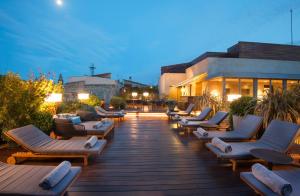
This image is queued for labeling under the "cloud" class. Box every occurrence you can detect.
[0,8,126,77]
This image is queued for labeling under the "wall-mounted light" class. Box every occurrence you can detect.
[78,93,89,100]
[131,92,138,97]
[143,92,149,97]
[45,93,62,103]
[227,94,241,102]
[211,90,219,97]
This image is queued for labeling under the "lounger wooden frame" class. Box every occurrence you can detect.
[5,132,96,166]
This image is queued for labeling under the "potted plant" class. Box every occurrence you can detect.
[229,96,256,129]
[165,100,176,112]
[255,88,299,129]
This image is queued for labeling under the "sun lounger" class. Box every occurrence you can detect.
[241,165,300,196]
[54,118,114,139]
[167,103,195,119]
[5,125,107,166]
[95,106,126,115]
[94,106,124,120]
[174,107,212,121]
[206,120,300,171]
[193,115,263,142]
[178,111,229,129]
[0,161,81,195]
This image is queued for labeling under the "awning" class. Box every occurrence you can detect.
[172,73,207,87]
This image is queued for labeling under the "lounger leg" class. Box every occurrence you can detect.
[231,160,237,171]
[7,156,17,165]
[83,156,88,166]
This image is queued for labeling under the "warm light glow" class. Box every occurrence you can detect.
[131,92,138,97]
[45,93,62,103]
[56,0,63,6]
[227,94,241,102]
[78,93,89,100]
[211,90,219,97]
[143,92,149,97]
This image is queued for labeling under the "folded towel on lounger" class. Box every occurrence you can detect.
[93,122,103,129]
[196,127,208,137]
[252,163,293,196]
[39,161,71,189]
[84,136,98,149]
[102,118,109,123]
[211,137,232,153]
[181,118,188,124]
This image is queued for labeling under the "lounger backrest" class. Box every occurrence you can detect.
[207,111,229,125]
[234,115,263,137]
[185,103,195,114]
[259,120,300,152]
[6,125,53,152]
[197,107,212,120]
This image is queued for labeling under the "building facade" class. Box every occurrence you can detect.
[64,76,120,103]
[159,42,300,101]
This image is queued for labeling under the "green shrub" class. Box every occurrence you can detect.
[56,101,82,113]
[81,95,102,107]
[0,73,62,141]
[30,111,53,135]
[165,100,176,111]
[229,96,256,116]
[255,89,299,128]
[110,96,126,110]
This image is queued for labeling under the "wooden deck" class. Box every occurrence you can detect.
[68,115,253,196]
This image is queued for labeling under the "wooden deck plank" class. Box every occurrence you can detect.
[67,116,253,196]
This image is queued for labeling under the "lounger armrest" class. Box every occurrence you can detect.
[199,123,218,128]
[73,124,85,131]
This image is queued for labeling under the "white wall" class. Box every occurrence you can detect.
[159,73,186,98]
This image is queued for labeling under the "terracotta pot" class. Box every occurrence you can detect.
[232,115,243,130]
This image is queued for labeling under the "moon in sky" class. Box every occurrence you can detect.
[56,0,63,6]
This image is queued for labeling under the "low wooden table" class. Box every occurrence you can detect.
[250,148,293,170]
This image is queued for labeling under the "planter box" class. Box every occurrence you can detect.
[232,115,243,130]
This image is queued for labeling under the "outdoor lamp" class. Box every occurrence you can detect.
[227,94,241,102]
[143,92,149,97]
[78,93,89,100]
[45,93,62,103]
[131,92,138,98]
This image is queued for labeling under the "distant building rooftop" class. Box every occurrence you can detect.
[161,41,300,75]
[67,76,116,85]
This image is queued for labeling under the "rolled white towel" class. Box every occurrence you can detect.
[93,122,103,129]
[252,163,293,196]
[181,118,188,124]
[174,114,180,119]
[196,127,208,137]
[211,137,232,153]
[102,118,109,123]
[84,136,98,149]
[120,109,125,114]
[39,161,71,189]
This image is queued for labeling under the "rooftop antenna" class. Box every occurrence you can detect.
[290,9,294,45]
[89,63,96,76]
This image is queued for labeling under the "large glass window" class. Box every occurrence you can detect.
[258,79,270,98]
[225,78,240,101]
[271,80,282,91]
[207,77,222,98]
[240,79,253,96]
[287,80,299,90]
